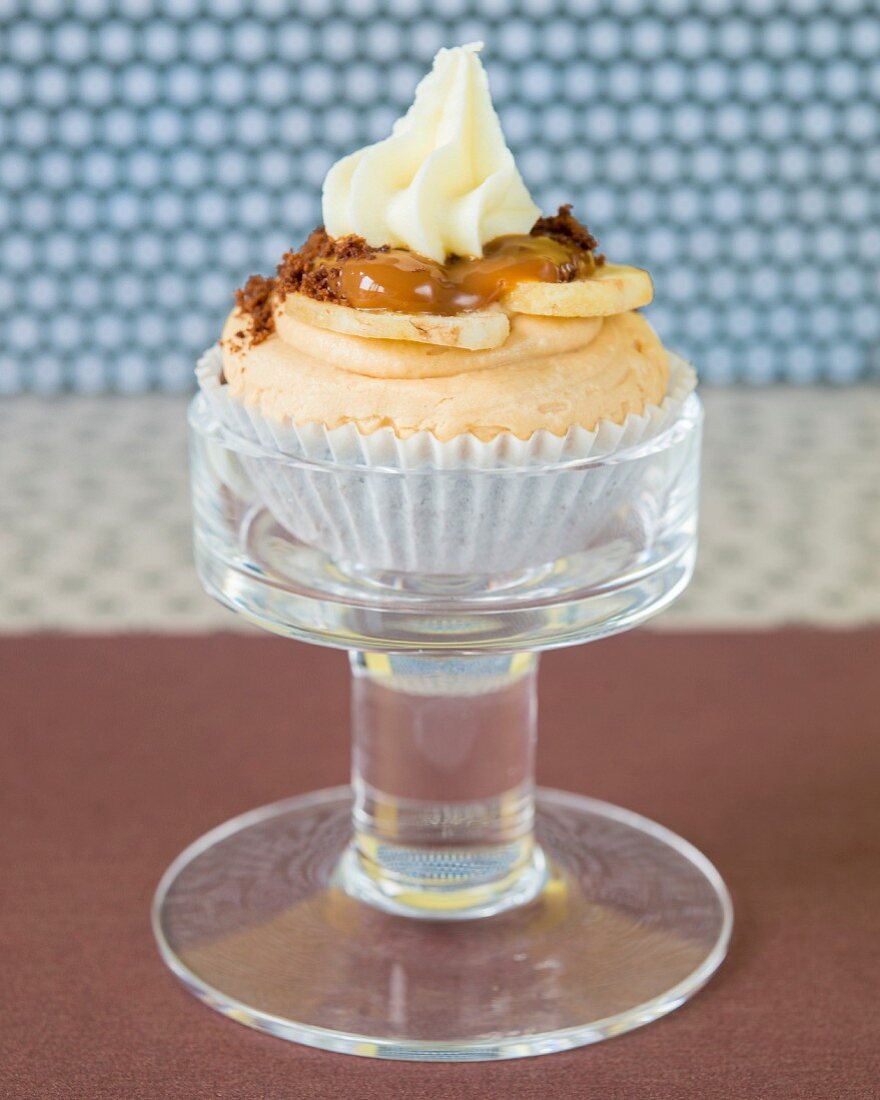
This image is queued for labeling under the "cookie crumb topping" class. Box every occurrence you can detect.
[531,205,604,265]
[276,228,388,303]
[234,274,277,345]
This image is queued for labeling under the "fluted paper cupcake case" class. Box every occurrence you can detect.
[196,345,696,575]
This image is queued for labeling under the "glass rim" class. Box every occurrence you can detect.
[188,390,702,477]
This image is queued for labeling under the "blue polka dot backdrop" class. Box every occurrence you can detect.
[1,0,878,393]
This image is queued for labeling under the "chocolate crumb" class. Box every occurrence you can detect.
[531,205,603,264]
[234,274,276,344]
[276,227,387,303]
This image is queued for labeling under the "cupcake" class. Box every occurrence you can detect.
[199,43,696,575]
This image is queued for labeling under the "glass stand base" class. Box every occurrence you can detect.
[153,787,732,1061]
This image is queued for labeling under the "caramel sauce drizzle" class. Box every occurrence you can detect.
[336,235,595,315]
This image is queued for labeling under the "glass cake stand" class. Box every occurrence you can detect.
[152,390,731,1061]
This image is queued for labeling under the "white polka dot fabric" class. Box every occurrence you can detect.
[2,1,879,392]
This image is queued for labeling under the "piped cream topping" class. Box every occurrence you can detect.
[322,43,540,263]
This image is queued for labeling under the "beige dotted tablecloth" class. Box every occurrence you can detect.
[2,387,878,633]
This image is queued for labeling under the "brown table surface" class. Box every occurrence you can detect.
[2,631,878,1099]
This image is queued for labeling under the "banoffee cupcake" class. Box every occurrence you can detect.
[198,43,695,574]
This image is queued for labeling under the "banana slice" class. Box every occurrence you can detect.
[281,292,510,350]
[502,263,653,318]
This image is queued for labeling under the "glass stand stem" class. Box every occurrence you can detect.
[335,651,547,919]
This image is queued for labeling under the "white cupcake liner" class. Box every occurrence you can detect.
[196,345,697,575]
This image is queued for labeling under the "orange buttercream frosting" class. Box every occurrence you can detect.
[220,307,668,443]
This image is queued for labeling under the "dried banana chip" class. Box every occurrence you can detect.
[281,293,510,350]
[502,264,653,317]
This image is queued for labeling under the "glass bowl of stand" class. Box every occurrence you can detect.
[152,389,731,1061]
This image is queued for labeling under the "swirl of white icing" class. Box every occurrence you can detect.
[322,43,540,263]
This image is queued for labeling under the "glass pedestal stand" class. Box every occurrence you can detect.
[153,392,732,1061]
